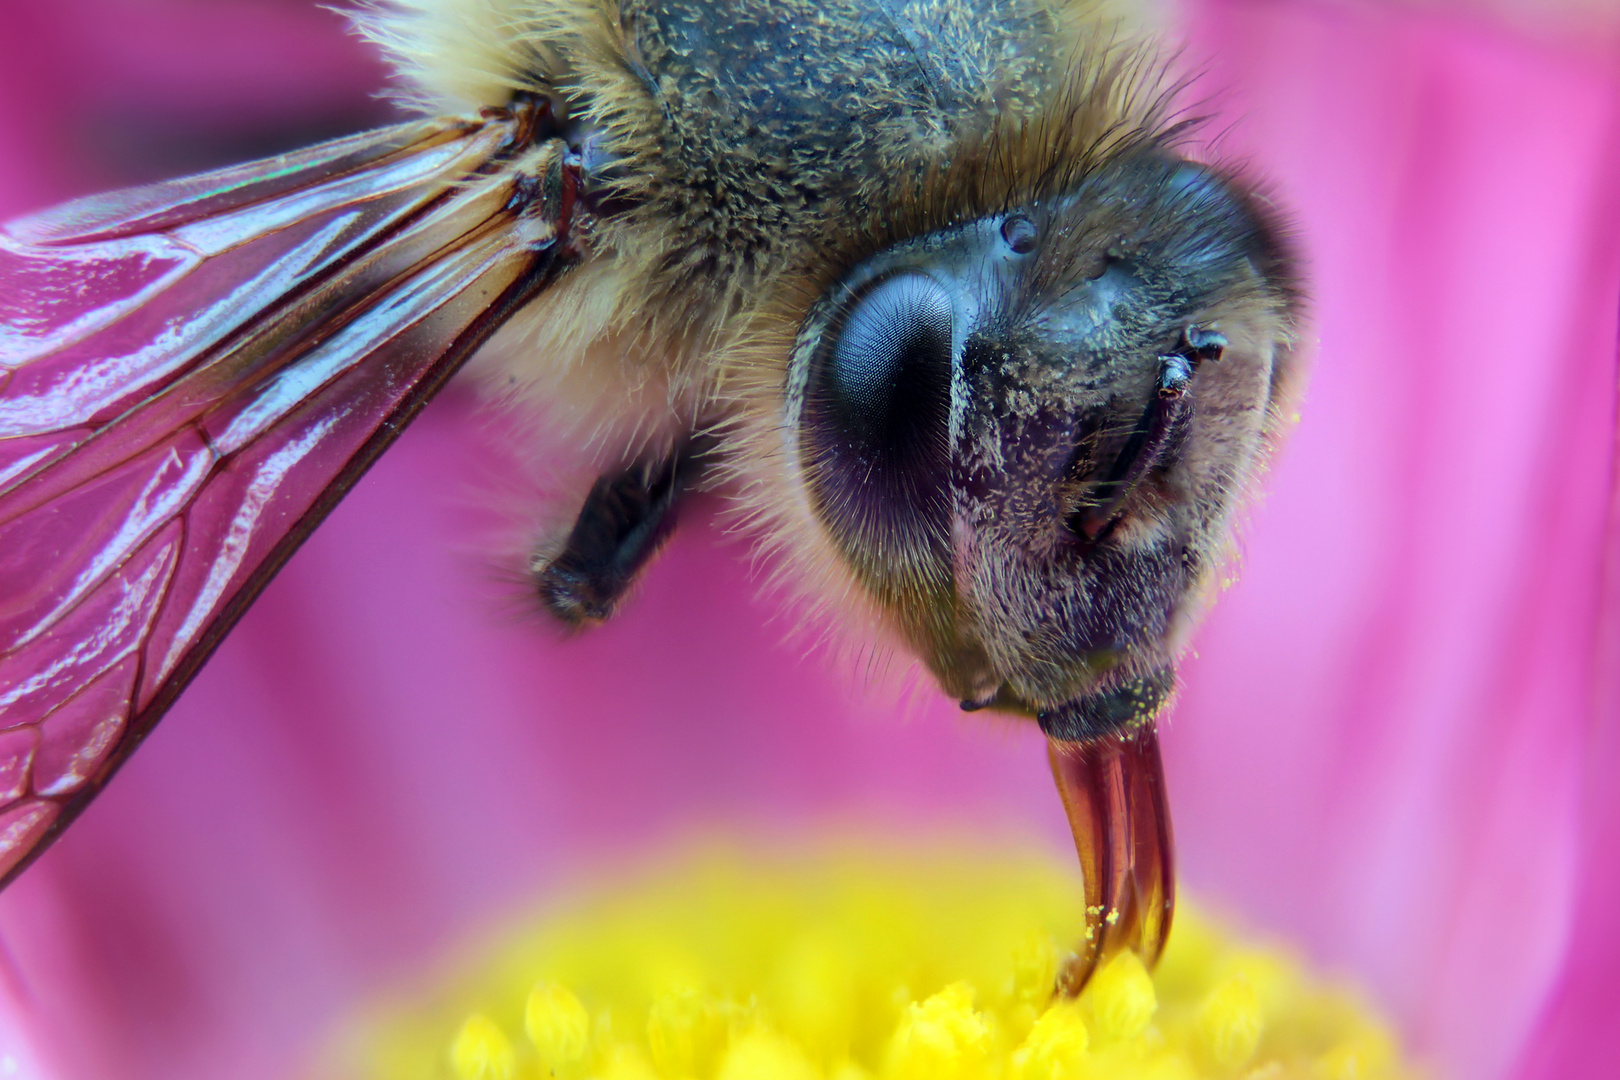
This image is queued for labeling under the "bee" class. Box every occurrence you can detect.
[0,0,1300,991]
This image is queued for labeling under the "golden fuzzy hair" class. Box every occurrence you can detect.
[351,0,1177,394]
[351,0,1180,412]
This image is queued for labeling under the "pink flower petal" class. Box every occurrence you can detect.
[1176,4,1620,1077]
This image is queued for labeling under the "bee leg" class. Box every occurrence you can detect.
[532,437,713,627]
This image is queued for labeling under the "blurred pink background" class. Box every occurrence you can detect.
[0,1,1616,1078]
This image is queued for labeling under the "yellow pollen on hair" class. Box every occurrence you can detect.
[336,840,1424,1080]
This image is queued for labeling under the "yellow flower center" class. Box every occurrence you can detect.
[333,839,1421,1080]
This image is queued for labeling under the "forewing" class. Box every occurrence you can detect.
[0,109,573,884]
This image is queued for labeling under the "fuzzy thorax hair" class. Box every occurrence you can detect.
[350,0,1180,399]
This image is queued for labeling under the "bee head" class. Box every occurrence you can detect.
[784,153,1300,737]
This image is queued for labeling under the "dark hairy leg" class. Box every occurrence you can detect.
[532,437,713,626]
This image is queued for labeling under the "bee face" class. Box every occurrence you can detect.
[514,1,1303,744]
[780,154,1297,734]
[467,0,1301,729]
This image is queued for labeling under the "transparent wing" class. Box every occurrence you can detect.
[0,104,576,884]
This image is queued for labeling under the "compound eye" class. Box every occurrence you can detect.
[803,271,954,550]
[823,272,953,449]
